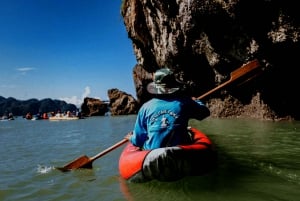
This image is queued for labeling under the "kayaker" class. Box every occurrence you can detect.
[126,68,210,150]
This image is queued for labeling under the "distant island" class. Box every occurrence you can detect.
[0,88,140,119]
[0,96,77,118]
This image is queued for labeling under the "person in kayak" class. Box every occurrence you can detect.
[127,68,210,150]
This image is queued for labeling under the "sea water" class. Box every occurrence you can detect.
[0,116,299,201]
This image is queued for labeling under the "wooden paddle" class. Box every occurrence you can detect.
[56,138,128,171]
[57,59,260,171]
[197,59,260,99]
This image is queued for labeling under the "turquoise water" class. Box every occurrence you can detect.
[1,116,299,201]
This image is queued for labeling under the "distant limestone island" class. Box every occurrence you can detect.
[82,88,139,116]
[0,88,139,120]
[0,96,78,120]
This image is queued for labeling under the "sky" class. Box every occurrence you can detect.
[0,0,137,106]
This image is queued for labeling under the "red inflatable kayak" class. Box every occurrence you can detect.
[119,127,217,182]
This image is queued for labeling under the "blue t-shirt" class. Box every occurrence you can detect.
[130,97,210,150]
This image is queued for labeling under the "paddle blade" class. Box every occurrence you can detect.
[56,155,92,172]
[230,59,260,81]
[196,59,261,100]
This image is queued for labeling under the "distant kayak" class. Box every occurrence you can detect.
[119,127,217,182]
[49,116,79,120]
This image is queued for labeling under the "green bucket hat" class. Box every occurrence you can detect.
[147,68,181,94]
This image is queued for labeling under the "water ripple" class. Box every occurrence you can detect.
[36,165,55,174]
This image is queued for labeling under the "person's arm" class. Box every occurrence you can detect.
[190,98,210,120]
[129,108,149,147]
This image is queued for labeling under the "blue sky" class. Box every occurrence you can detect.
[0,0,137,106]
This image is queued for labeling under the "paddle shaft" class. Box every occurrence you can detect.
[197,59,260,100]
[90,138,128,162]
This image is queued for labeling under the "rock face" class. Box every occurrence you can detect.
[81,97,108,116]
[121,0,300,120]
[107,88,138,115]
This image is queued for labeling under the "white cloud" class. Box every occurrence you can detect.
[59,86,92,107]
[16,67,36,75]
[81,86,91,100]
[16,67,35,72]
[60,96,81,106]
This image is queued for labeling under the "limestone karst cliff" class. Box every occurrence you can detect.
[121,0,300,120]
